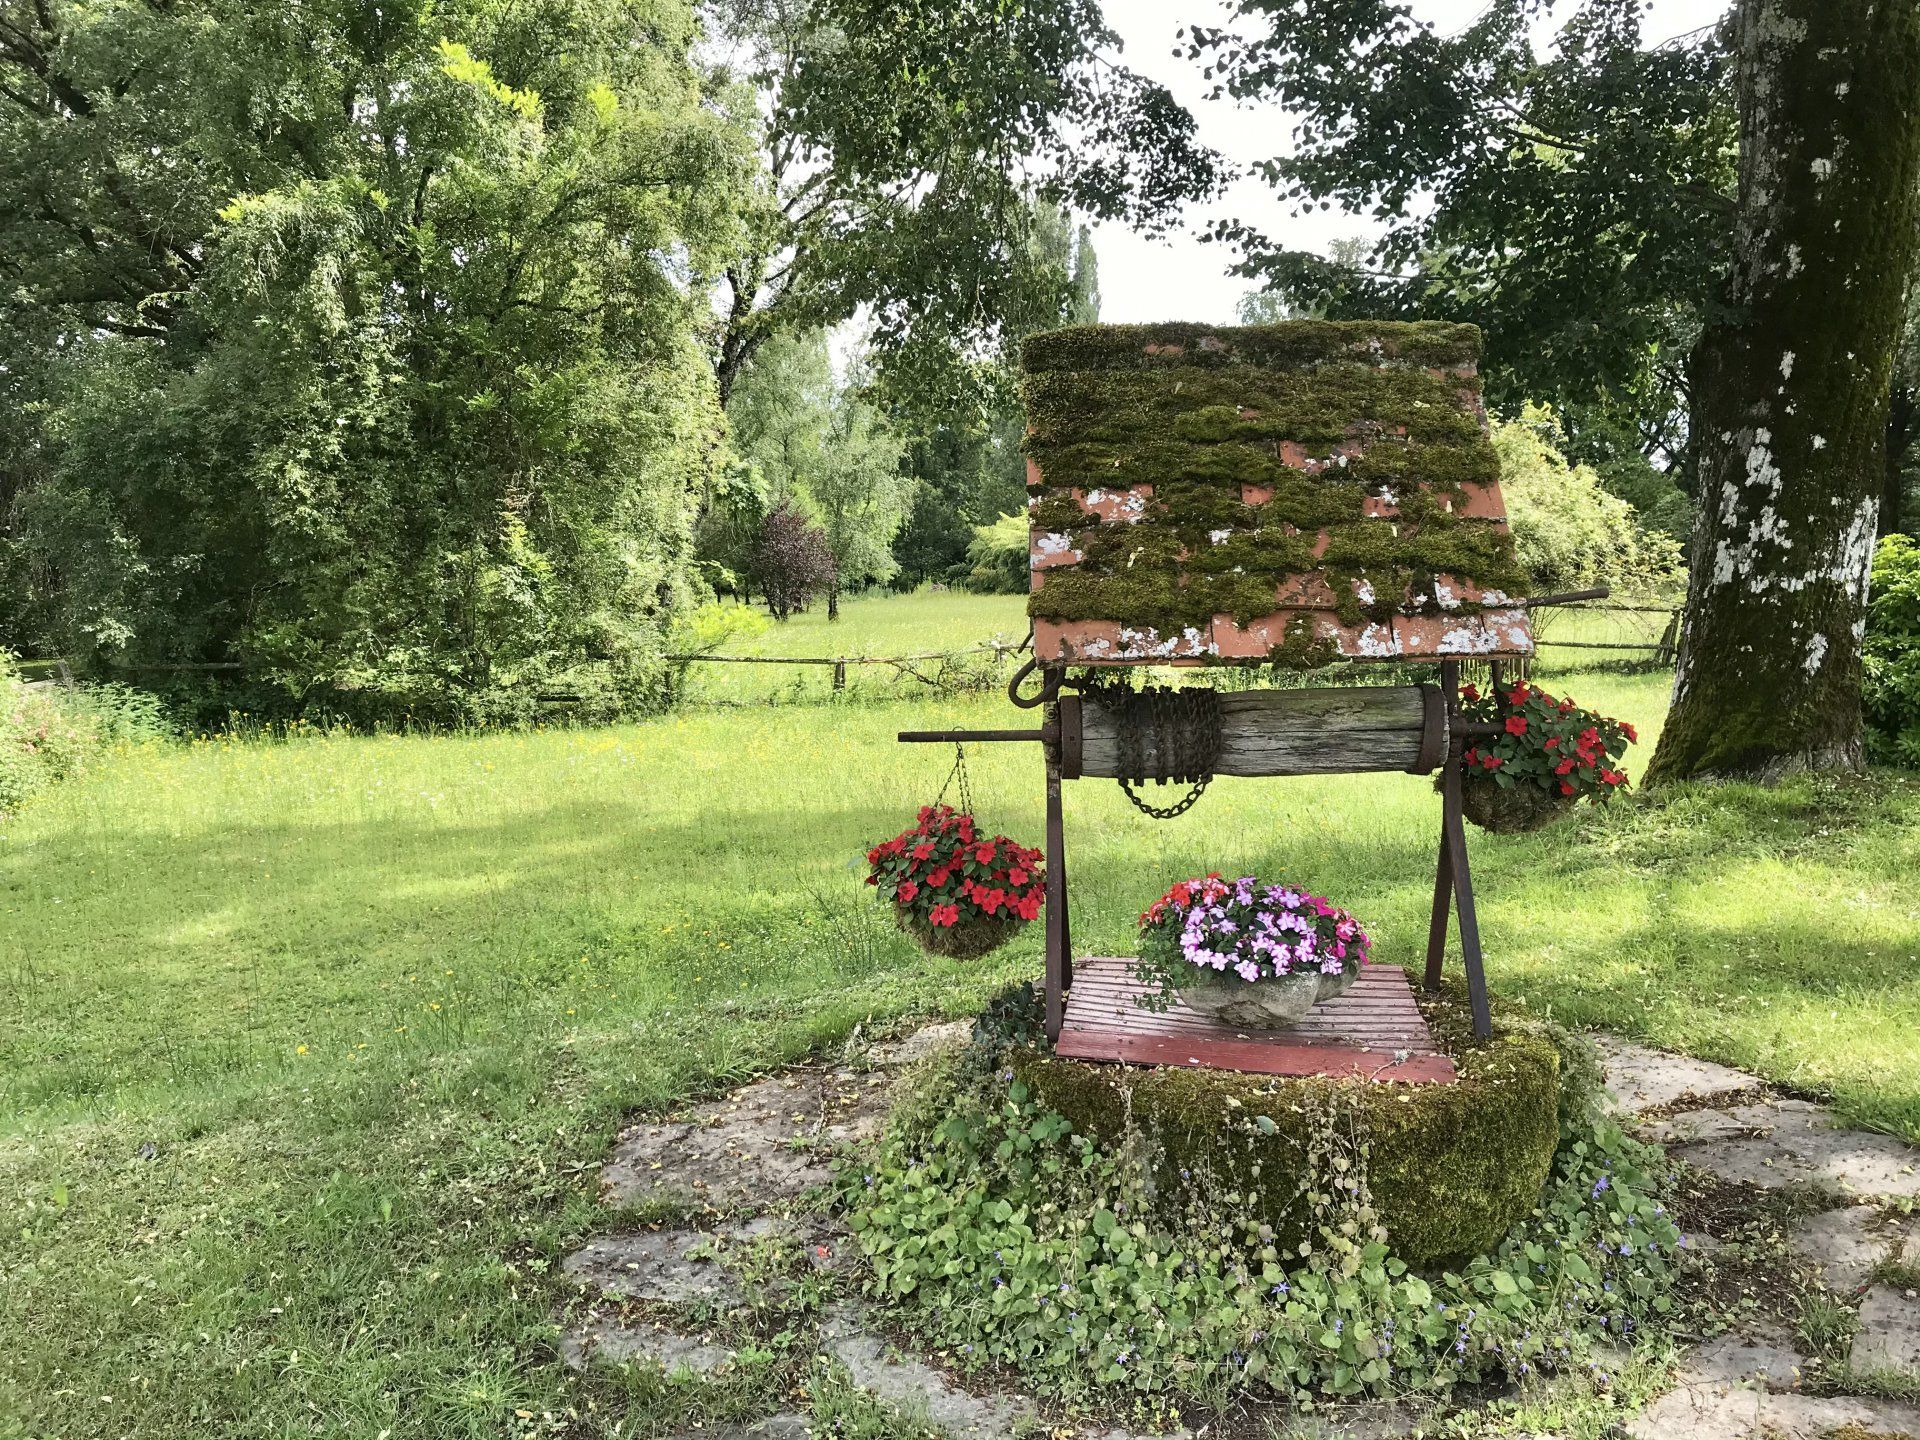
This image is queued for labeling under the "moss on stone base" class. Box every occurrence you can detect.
[1011,1015,1560,1271]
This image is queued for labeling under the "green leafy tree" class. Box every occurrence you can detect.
[1192,0,1920,779]
[704,0,1220,405]
[0,0,753,721]
[960,512,1032,595]
[725,329,910,617]
[1493,410,1683,598]
[886,202,1100,588]
[808,392,911,617]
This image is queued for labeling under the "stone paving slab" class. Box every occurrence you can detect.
[1641,1100,1920,1201]
[1792,1206,1916,1293]
[820,1302,1033,1439]
[565,1216,850,1312]
[1595,1038,1762,1117]
[602,1068,897,1210]
[1626,1386,1920,1440]
[566,1225,763,1309]
[1851,1284,1920,1377]
[561,1318,736,1375]
[1683,1319,1812,1393]
[661,1416,812,1440]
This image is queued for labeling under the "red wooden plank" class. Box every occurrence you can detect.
[1056,958,1457,1084]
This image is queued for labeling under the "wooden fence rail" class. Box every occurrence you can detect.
[668,640,1026,691]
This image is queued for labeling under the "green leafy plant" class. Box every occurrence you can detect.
[1455,680,1635,831]
[842,1006,1682,1404]
[0,654,169,815]
[960,513,1031,595]
[1864,534,1920,768]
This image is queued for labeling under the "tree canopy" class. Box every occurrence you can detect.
[1,0,755,722]
[1191,0,1732,471]
[705,0,1220,404]
[1196,0,1920,779]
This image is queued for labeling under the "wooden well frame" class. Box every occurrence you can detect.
[899,642,1584,1051]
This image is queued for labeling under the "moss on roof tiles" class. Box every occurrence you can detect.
[1020,320,1528,654]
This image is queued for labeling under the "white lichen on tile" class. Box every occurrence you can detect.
[1354,622,1398,657]
[1438,625,1499,655]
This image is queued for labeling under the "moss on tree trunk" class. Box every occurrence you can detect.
[1650,0,1920,782]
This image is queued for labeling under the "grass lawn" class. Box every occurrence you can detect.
[681,589,1030,705]
[4,593,1917,1436]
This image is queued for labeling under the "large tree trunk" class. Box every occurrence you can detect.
[1649,0,1920,783]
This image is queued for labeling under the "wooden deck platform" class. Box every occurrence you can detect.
[1055,959,1457,1084]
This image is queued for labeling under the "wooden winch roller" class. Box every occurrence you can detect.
[1058,685,1448,781]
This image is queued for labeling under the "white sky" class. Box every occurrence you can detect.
[1091,0,1732,324]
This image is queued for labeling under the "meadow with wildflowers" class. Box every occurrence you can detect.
[3,593,1920,1435]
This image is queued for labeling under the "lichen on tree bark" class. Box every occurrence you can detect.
[1649,0,1920,782]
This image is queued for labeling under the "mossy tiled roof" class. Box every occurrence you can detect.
[1021,321,1535,666]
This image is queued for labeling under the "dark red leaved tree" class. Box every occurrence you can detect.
[752,502,835,621]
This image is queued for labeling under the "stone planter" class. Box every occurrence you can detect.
[1459,774,1577,834]
[1177,963,1360,1029]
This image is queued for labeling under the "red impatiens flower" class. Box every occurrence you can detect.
[1456,682,1637,813]
[865,805,1045,952]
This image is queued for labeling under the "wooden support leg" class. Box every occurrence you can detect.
[1424,659,1459,991]
[1043,730,1068,1041]
[1424,659,1492,1036]
[1422,809,1452,991]
[1442,749,1494,1039]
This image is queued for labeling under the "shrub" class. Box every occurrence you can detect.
[0,655,169,815]
[1864,533,1920,768]
[752,502,836,620]
[959,512,1029,595]
[1493,408,1684,598]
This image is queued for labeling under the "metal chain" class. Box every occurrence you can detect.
[1096,681,1221,820]
[1118,771,1213,820]
[934,742,975,816]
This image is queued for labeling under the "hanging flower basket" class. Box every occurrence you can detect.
[1449,680,1638,835]
[866,806,1045,961]
[1459,774,1577,833]
[1133,874,1371,1029]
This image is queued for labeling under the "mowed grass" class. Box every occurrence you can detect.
[3,594,1918,1437]
[681,588,1030,705]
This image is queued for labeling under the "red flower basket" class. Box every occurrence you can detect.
[866,805,1046,960]
[1451,680,1637,833]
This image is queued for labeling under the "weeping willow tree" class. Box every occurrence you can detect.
[0,0,754,722]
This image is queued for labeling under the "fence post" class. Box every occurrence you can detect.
[832,661,846,692]
[1654,610,1681,667]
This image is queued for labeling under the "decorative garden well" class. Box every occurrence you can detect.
[890,319,1602,1264]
